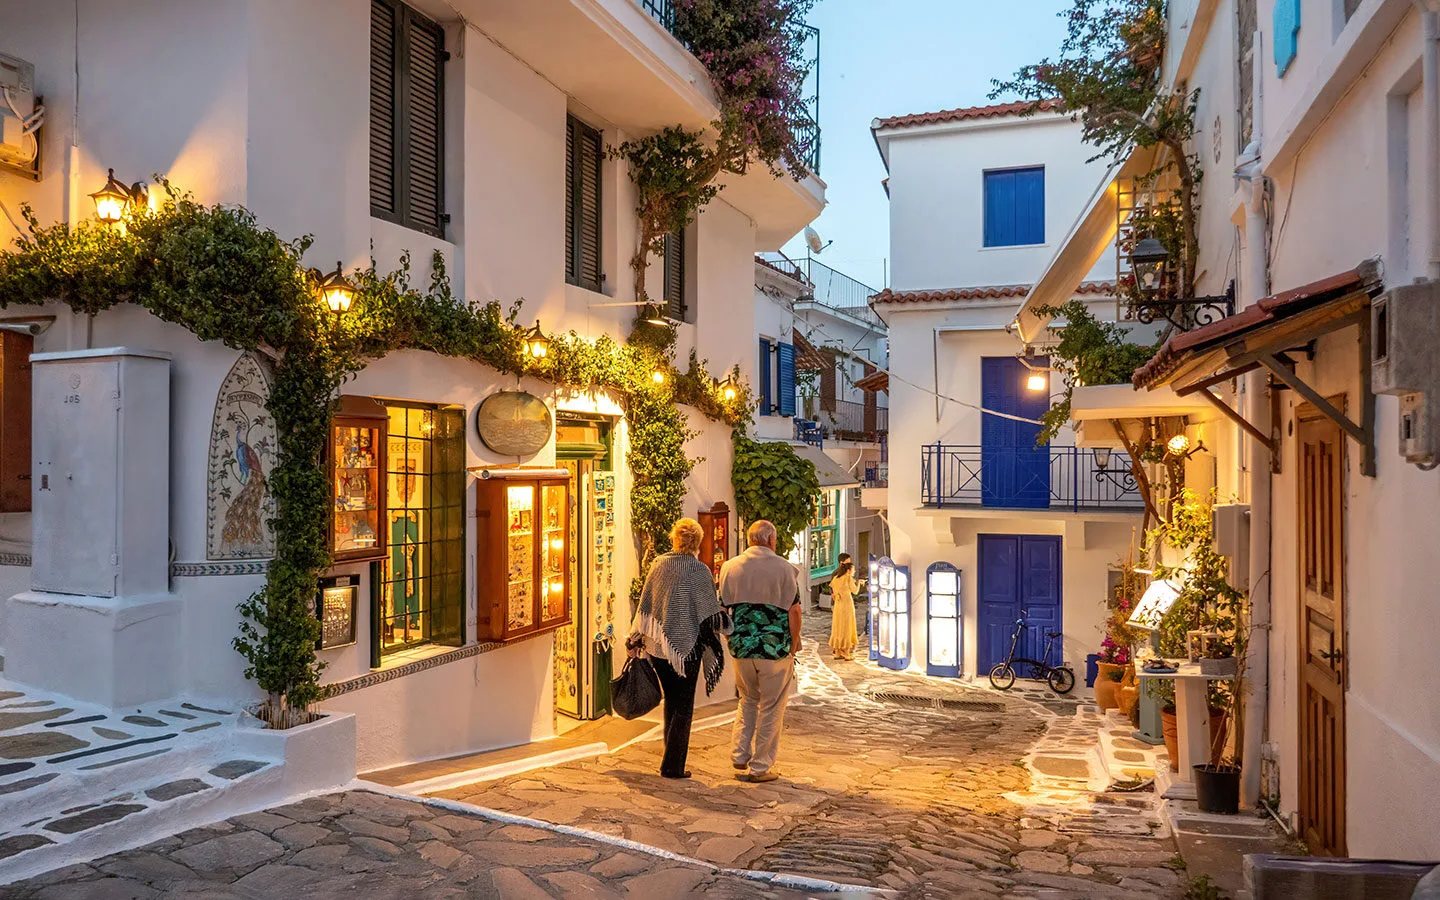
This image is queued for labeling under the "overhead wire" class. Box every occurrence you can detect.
[756,282,1044,426]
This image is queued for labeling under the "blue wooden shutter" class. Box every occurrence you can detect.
[777,342,796,417]
[758,338,772,415]
[1273,0,1300,77]
[984,167,1045,247]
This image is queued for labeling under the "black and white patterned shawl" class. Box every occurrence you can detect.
[632,552,726,694]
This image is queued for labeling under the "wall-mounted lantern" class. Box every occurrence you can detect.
[524,322,551,360]
[640,302,669,327]
[719,375,739,402]
[1130,236,1171,301]
[89,169,148,225]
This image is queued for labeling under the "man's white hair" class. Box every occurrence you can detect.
[747,520,777,547]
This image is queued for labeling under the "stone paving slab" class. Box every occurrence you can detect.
[1,790,831,898]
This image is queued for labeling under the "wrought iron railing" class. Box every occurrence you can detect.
[920,444,1143,511]
[801,397,887,442]
[864,463,888,488]
[795,419,824,448]
[638,2,820,175]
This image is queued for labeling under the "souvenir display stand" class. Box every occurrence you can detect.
[328,396,388,562]
[473,467,571,642]
[874,556,910,670]
[925,562,962,677]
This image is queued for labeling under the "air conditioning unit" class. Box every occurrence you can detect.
[0,52,40,171]
[1371,281,1440,467]
[1212,503,1250,591]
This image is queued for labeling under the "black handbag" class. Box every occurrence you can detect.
[610,656,663,720]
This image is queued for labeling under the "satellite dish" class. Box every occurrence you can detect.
[804,226,825,254]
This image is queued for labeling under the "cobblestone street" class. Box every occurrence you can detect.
[2,616,1199,898]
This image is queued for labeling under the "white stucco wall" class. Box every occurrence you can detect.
[0,0,806,772]
[881,114,1117,292]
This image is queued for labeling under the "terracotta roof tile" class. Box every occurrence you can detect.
[1132,267,1375,388]
[870,280,1114,306]
[873,99,1063,131]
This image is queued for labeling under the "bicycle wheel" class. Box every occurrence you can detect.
[1047,666,1076,695]
[988,663,1017,691]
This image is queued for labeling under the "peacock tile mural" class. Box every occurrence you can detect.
[206,353,277,561]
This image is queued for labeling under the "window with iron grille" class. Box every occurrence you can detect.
[567,116,604,292]
[370,0,447,238]
[662,230,687,321]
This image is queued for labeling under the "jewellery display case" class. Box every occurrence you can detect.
[474,467,571,642]
[697,501,730,582]
[873,555,910,670]
[328,396,388,562]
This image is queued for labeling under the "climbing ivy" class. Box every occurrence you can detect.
[0,183,749,725]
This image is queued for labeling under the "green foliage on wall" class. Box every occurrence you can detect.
[1034,298,1158,444]
[730,433,819,558]
[0,183,749,724]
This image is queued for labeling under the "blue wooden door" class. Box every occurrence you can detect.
[980,357,1051,508]
[977,534,1062,676]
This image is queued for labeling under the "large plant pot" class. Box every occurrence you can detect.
[1095,662,1126,710]
[1193,763,1241,814]
[1160,707,1179,771]
[1085,653,1100,688]
[1207,707,1230,765]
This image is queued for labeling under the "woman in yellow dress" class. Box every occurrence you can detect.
[828,555,861,660]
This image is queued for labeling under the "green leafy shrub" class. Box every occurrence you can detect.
[730,434,819,558]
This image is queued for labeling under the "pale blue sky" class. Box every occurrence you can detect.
[778,0,1073,289]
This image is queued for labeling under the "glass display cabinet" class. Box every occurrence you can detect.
[873,556,910,670]
[697,501,730,582]
[474,467,571,642]
[926,562,962,677]
[328,397,388,562]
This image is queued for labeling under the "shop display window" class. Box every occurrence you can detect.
[475,468,571,642]
[328,401,387,562]
[808,489,840,577]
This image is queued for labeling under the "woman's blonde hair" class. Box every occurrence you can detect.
[671,518,704,555]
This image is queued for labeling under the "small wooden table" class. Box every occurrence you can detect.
[1135,660,1235,784]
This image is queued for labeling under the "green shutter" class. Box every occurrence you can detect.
[369,0,399,217]
[430,406,466,647]
[566,116,603,292]
[369,0,446,236]
[663,231,685,321]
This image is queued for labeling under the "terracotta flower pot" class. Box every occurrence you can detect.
[1095,662,1126,710]
[1207,707,1230,765]
[1160,707,1179,772]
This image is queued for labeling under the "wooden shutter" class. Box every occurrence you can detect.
[430,406,466,647]
[369,0,446,237]
[758,338,772,414]
[369,0,400,217]
[820,349,837,413]
[0,332,32,513]
[663,231,685,320]
[777,342,797,417]
[403,11,445,237]
[983,167,1044,247]
[566,116,603,292]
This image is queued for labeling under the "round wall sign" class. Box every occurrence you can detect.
[476,391,553,458]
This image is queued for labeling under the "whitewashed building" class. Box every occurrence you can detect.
[0,0,823,788]
[752,253,888,601]
[871,102,1144,680]
[1024,0,1440,863]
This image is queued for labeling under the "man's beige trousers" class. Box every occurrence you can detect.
[731,656,794,776]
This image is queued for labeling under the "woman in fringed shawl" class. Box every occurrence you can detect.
[627,518,726,778]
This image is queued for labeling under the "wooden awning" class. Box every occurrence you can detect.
[792,329,826,372]
[1133,261,1383,476]
[854,369,888,393]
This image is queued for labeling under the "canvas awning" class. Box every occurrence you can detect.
[791,444,861,489]
[1133,261,1383,476]
[1012,145,1160,345]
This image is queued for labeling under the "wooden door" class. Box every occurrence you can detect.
[1297,410,1347,857]
[977,534,1062,675]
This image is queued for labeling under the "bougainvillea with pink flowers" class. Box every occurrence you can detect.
[613,0,817,309]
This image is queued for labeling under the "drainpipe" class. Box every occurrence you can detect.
[1235,28,1272,812]
[1419,3,1440,279]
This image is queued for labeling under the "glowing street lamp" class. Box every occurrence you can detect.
[1026,372,1048,392]
[316,262,356,315]
[641,302,669,327]
[89,169,148,225]
[651,368,667,386]
[719,376,739,402]
[1130,236,1172,301]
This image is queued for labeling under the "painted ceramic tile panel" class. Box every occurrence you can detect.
[206,353,277,560]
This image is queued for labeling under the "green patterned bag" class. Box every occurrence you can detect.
[727,603,792,660]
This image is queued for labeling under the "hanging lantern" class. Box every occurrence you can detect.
[1130,237,1172,300]
[641,302,669,327]
[1093,447,1112,470]
[719,376,739,402]
[317,262,356,314]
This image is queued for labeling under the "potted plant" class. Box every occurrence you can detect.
[1152,490,1249,813]
[1095,637,1130,710]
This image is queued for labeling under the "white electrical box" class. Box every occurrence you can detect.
[0,52,36,169]
[31,348,172,598]
[1212,503,1250,591]
[1372,281,1440,466]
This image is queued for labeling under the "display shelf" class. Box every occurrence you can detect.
[327,398,388,563]
[475,467,571,642]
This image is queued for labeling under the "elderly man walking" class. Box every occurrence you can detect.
[719,520,801,783]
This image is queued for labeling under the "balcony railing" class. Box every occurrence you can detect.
[920,444,1144,512]
[761,255,882,328]
[864,462,888,488]
[801,397,888,443]
[639,1,821,175]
